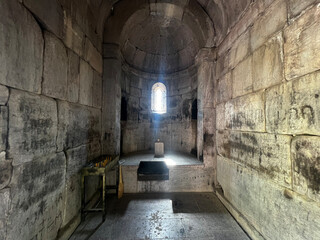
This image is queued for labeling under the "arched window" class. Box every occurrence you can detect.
[151,82,167,114]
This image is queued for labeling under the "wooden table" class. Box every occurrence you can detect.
[81,156,119,221]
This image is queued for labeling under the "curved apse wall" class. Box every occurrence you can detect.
[120,65,198,155]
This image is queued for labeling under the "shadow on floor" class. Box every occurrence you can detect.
[70,192,250,240]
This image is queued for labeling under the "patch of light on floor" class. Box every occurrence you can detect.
[164,157,176,166]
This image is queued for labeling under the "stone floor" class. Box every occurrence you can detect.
[70,193,250,240]
[119,151,202,166]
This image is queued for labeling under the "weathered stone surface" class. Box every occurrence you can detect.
[8,90,57,165]
[217,130,291,187]
[216,102,226,130]
[62,141,100,228]
[7,153,66,240]
[0,188,10,216]
[217,156,320,240]
[266,71,320,135]
[92,71,102,108]
[225,91,265,132]
[216,72,232,104]
[79,59,94,106]
[127,96,140,121]
[250,0,287,51]
[64,13,85,57]
[292,136,320,202]
[0,152,12,190]
[102,59,121,155]
[253,33,284,91]
[203,107,216,168]
[232,56,252,98]
[84,38,103,74]
[288,0,320,17]
[0,0,43,93]
[62,175,81,228]
[198,61,215,108]
[43,32,68,100]
[0,106,8,151]
[0,188,10,240]
[23,0,64,38]
[0,85,9,105]
[67,50,80,103]
[130,86,142,97]
[284,4,320,80]
[57,101,101,151]
[229,30,250,69]
[215,51,230,80]
[66,144,90,180]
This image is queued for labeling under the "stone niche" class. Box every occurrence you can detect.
[120,66,198,155]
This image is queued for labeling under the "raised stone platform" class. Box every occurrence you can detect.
[120,151,214,193]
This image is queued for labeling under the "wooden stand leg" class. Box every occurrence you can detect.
[81,175,85,221]
[102,175,106,221]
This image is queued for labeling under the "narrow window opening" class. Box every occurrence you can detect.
[151,82,166,114]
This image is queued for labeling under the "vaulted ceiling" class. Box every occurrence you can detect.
[102,0,252,74]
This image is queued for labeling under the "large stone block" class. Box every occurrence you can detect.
[67,49,80,103]
[266,71,320,135]
[217,130,291,187]
[216,72,232,104]
[7,153,66,240]
[8,90,57,165]
[64,13,85,57]
[62,174,81,228]
[0,188,10,240]
[215,51,230,80]
[216,103,226,130]
[250,0,287,51]
[0,152,12,190]
[198,61,215,108]
[292,136,320,202]
[229,30,250,69]
[43,32,68,100]
[232,56,253,98]
[23,0,64,38]
[79,59,94,106]
[130,86,142,97]
[57,101,101,151]
[284,4,320,80]
[0,0,43,93]
[0,106,8,151]
[217,156,320,240]
[225,91,265,132]
[252,33,284,91]
[65,143,100,180]
[84,38,103,74]
[0,188,10,216]
[0,85,9,105]
[92,71,102,108]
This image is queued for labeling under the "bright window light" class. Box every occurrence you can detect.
[151,82,166,114]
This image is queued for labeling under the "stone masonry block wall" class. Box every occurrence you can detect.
[215,1,320,239]
[0,1,104,239]
[121,65,198,155]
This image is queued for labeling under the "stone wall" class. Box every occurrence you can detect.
[0,1,104,239]
[120,65,198,155]
[214,0,320,239]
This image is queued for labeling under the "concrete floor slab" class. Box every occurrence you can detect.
[70,193,250,240]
